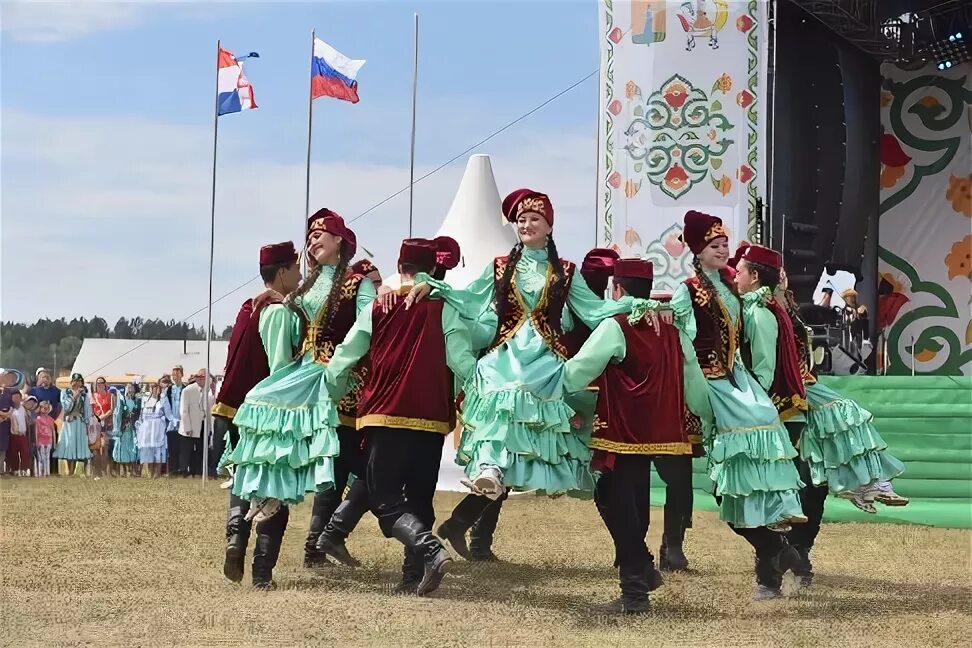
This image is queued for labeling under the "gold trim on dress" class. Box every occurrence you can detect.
[212,402,238,419]
[356,414,452,434]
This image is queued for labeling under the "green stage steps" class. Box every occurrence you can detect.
[649,375,972,529]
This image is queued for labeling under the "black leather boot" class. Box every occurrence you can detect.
[223,495,252,583]
[391,513,453,596]
[393,547,424,595]
[753,542,799,600]
[304,491,337,568]
[659,533,689,572]
[469,494,505,562]
[616,560,651,615]
[252,505,289,590]
[791,545,814,587]
[316,480,368,567]
[437,494,490,560]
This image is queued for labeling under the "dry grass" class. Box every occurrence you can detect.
[1,477,969,647]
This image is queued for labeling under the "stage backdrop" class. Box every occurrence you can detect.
[878,61,972,376]
[597,0,769,291]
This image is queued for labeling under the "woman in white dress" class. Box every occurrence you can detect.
[137,383,169,478]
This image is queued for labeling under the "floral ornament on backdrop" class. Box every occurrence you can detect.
[640,223,697,292]
[944,234,972,282]
[624,73,735,200]
[880,132,912,189]
[878,68,972,375]
[946,174,972,217]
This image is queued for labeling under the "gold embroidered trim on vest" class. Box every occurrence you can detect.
[687,434,703,444]
[490,257,575,359]
[211,402,238,419]
[356,414,452,434]
[300,273,362,363]
[589,437,693,456]
[688,278,739,379]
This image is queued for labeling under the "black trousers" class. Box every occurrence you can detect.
[365,426,444,537]
[178,427,204,476]
[653,455,694,542]
[594,455,654,598]
[785,421,828,551]
[305,425,367,552]
[166,430,181,474]
[469,490,509,554]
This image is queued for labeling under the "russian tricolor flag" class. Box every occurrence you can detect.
[217,48,259,116]
[311,38,365,104]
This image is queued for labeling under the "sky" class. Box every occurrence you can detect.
[0,0,601,330]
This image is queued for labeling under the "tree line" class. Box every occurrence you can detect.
[0,317,233,378]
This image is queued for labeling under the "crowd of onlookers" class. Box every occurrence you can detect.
[0,365,224,480]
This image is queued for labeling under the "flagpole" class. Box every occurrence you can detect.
[303,29,316,272]
[408,13,419,237]
[202,39,221,487]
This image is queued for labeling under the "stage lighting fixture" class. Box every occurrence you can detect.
[929,30,970,70]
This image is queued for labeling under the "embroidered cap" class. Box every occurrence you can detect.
[681,210,728,255]
[351,259,379,277]
[433,236,461,271]
[502,189,554,227]
[307,208,358,257]
[740,244,782,271]
[259,241,298,266]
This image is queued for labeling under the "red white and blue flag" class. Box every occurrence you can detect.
[217,48,259,116]
[311,38,365,104]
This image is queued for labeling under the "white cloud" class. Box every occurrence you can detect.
[0,0,232,43]
[1,109,598,329]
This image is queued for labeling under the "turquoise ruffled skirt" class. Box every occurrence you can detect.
[705,365,805,528]
[457,323,595,495]
[229,353,340,505]
[800,382,904,494]
[54,419,92,461]
[112,428,138,464]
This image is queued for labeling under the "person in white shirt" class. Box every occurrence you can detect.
[178,369,208,477]
[8,392,30,476]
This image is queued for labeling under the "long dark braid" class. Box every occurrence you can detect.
[692,256,735,379]
[545,236,567,333]
[317,245,352,336]
[493,242,524,333]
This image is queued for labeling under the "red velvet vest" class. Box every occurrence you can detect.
[356,295,454,434]
[792,314,817,386]
[300,272,366,427]
[684,276,740,380]
[213,292,281,419]
[591,315,691,456]
[489,256,577,359]
[741,297,808,421]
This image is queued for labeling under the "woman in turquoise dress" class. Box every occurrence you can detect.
[228,209,376,523]
[54,373,93,474]
[410,189,642,552]
[667,212,806,600]
[111,382,140,474]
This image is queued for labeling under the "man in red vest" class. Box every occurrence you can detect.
[215,241,302,588]
[324,238,476,596]
[562,258,696,615]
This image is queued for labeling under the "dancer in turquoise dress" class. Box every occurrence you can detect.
[228,209,376,523]
[111,383,140,474]
[54,373,93,474]
[409,189,643,554]
[668,211,806,600]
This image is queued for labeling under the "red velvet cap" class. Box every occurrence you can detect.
[728,240,752,269]
[307,208,357,257]
[259,241,298,266]
[398,238,437,272]
[351,259,379,277]
[741,244,783,270]
[433,236,461,270]
[502,188,554,226]
[681,210,727,255]
[613,258,654,282]
[580,248,620,294]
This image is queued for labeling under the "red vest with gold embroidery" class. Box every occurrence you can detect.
[684,276,740,380]
[214,293,283,419]
[300,272,366,427]
[741,297,809,421]
[591,315,691,455]
[489,256,577,359]
[356,296,454,434]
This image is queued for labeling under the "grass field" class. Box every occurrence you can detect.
[1,477,969,647]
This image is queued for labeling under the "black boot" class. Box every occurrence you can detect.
[616,559,651,615]
[393,547,424,595]
[469,492,505,561]
[304,491,337,568]
[659,533,689,572]
[316,495,367,567]
[754,543,799,600]
[790,545,814,587]
[223,495,252,583]
[437,494,491,560]
[391,513,453,596]
[252,505,289,590]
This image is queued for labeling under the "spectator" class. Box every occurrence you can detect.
[162,369,184,476]
[90,377,113,478]
[30,368,62,476]
[54,373,93,476]
[137,383,169,479]
[112,383,140,477]
[1,368,25,474]
[8,392,30,476]
[178,369,207,477]
[34,401,55,477]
